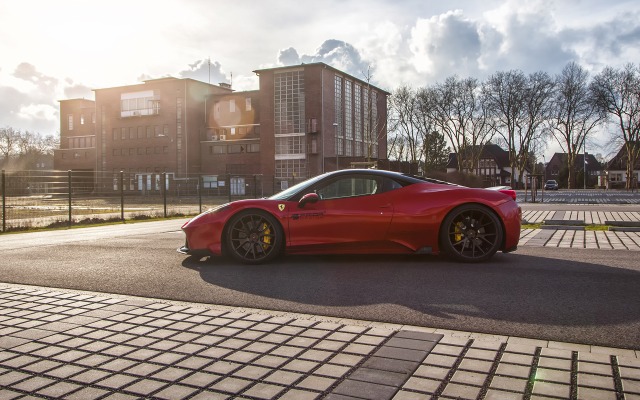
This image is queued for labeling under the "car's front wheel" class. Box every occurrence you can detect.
[440,204,503,262]
[225,210,283,264]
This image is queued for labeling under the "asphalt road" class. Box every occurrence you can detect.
[1,222,639,350]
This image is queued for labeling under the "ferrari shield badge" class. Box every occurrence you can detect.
[278,204,286,211]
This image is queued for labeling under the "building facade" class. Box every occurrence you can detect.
[446,144,529,187]
[605,143,640,189]
[55,63,389,195]
[545,152,604,188]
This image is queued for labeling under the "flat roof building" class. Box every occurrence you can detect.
[55,63,389,195]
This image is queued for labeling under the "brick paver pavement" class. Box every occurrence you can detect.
[0,283,639,399]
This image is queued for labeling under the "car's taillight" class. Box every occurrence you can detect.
[499,189,517,201]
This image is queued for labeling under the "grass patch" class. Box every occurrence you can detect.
[1,214,193,235]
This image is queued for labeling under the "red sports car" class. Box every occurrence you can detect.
[179,169,520,264]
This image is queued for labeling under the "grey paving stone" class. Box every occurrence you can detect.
[537,356,572,370]
[458,358,493,373]
[13,375,56,392]
[484,388,525,400]
[122,378,167,396]
[297,375,336,391]
[489,375,528,392]
[70,369,112,384]
[0,370,31,386]
[451,370,488,386]
[441,382,482,399]
[179,371,221,387]
[578,372,616,390]
[349,367,408,387]
[243,382,287,400]
[578,360,613,375]
[44,364,86,379]
[577,386,618,400]
[333,378,399,400]
[64,386,110,400]
[264,370,304,385]
[152,384,199,400]
[210,376,252,394]
[373,346,428,363]
[532,381,570,398]
[386,337,438,352]
[403,377,441,396]
[362,357,420,374]
[495,363,532,378]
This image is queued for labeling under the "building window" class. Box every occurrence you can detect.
[163,125,169,137]
[276,159,307,179]
[210,145,225,155]
[246,98,252,111]
[230,99,236,113]
[137,126,144,139]
[80,114,85,125]
[274,69,305,135]
[121,128,127,140]
[129,127,135,140]
[120,91,160,117]
[146,126,152,138]
[112,129,118,141]
[68,115,74,131]
[154,126,161,137]
[275,135,305,155]
[335,75,344,156]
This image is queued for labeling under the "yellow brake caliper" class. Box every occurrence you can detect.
[454,222,464,242]
[261,223,272,249]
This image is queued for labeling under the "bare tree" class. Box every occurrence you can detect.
[361,66,384,164]
[483,70,554,187]
[591,63,640,190]
[0,126,20,162]
[427,77,488,172]
[551,62,605,188]
[389,86,423,164]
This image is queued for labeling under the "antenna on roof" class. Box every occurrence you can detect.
[230,72,233,89]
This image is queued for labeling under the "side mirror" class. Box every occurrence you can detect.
[299,192,319,208]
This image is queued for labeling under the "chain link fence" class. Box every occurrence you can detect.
[1,170,289,232]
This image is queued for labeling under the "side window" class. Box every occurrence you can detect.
[317,177,380,200]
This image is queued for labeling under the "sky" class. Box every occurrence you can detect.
[1,0,639,160]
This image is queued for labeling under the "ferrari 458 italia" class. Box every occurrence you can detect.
[179,169,521,264]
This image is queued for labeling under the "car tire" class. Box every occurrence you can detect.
[225,210,284,264]
[439,204,504,263]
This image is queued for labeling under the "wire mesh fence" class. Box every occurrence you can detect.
[1,170,286,232]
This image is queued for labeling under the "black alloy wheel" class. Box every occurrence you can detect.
[225,210,283,264]
[440,205,503,262]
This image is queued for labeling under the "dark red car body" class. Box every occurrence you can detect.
[180,169,520,263]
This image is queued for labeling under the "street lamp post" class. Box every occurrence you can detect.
[333,122,339,171]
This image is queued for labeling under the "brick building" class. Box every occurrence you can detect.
[55,63,389,195]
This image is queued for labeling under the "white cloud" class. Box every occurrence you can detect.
[0,0,638,160]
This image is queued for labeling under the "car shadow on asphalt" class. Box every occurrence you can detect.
[181,251,640,349]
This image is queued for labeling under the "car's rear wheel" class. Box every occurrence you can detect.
[440,204,503,263]
[225,210,283,264]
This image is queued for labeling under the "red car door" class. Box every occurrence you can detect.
[285,175,394,252]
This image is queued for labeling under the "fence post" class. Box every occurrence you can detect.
[162,172,167,218]
[120,171,124,222]
[67,170,72,228]
[2,170,5,232]
[198,175,203,214]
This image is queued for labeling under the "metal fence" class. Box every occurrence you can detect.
[1,170,289,232]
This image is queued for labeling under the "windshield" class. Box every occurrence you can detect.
[268,173,328,200]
